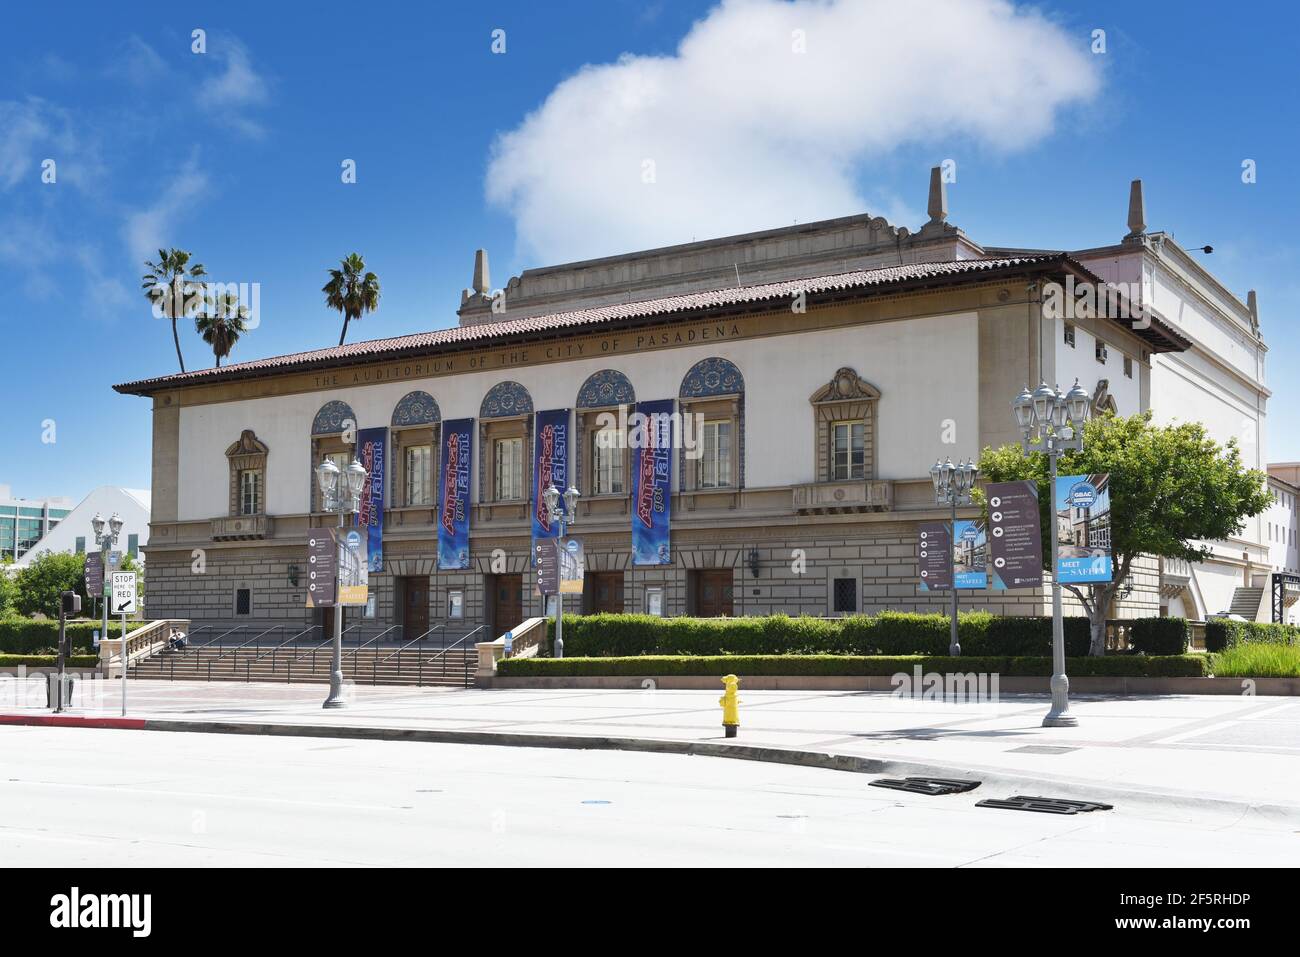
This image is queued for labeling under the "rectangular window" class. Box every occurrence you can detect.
[128,534,139,557]
[697,420,733,489]
[1095,340,1108,363]
[404,445,432,506]
[235,588,252,616]
[830,420,865,480]
[239,469,262,515]
[591,429,625,494]
[1123,355,1133,378]
[833,577,857,613]
[1063,323,1076,347]
[75,536,86,554]
[494,437,524,500]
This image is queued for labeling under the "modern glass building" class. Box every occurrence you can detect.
[0,485,75,562]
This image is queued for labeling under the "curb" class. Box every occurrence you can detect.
[5,710,1298,826]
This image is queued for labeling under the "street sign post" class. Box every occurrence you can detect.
[111,572,136,716]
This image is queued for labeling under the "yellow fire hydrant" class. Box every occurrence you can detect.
[719,674,740,738]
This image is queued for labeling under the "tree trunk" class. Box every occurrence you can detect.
[171,317,186,373]
[338,315,351,346]
[1088,598,1108,656]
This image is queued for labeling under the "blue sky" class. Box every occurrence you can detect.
[3,0,1296,502]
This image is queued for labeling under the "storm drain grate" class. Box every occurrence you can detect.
[976,795,1113,814]
[869,776,982,795]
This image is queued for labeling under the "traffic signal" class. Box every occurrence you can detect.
[61,591,82,616]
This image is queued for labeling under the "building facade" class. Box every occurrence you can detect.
[118,172,1270,640]
[8,486,151,570]
[0,485,74,563]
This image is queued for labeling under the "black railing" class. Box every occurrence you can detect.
[244,625,323,682]
[206,625,290,681]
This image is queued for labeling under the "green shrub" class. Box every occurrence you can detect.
[1211,644,1300,677]
[0,654,99,668]
[1128,617,1190,655]
[0,619,134,655]
[1204,618,1300,653]
[499,653,1212,679]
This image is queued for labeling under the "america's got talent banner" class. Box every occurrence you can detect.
[438,418,473,570]
[632,399,673,566]
[355,427,386,573]
[532,409,570,543]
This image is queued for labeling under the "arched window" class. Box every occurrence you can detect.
[679,358,744,492]
[225,430,269,517]
[391,392,440,509]
[479,382,533,503]
[311,401,357,513]
[576,370,635,497]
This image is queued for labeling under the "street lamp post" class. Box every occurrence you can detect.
[929,457,977,655]
[91,511,124,645]
[315,455,368,709]
[542,482,580,659]
[1013,379,1090,728]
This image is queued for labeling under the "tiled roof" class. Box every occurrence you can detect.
[113,255,1180,394]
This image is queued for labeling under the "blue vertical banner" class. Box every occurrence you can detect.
[355,427,386,573]
[438,418,473,570]
[532,409,570,542]
[953,519,1003,590]
[632,399,673,565]
[1054,473,1113,583]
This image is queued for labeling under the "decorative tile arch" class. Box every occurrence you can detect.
[312,400,356,435]
[391,390,441,427]
[678,357,745,490]
[576,369,636,409]
[679,357,744,399]
[479,381,533,419]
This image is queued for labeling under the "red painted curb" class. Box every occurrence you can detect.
[0,714,147,730]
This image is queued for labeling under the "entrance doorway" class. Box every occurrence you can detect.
[586,571,624,614]
[490,573,523,635]
[692,569,734,617]
[402,576,430,641]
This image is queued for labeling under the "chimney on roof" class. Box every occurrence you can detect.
[926,166,947,225]
[1125,179,1146,240]
[1247,289,1259,331]
[472,249,491,296]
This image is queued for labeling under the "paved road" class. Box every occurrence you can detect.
[1,726,1293,866]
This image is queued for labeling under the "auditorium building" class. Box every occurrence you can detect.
[115,171,1275,640]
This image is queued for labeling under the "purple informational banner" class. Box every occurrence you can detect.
[632,399,673,566]
[85,553,104,595]
[355,427,386,573]
[986,480,1044,589]
[917,521,953,591]
[438,419,473,570]
[532,408,569,542]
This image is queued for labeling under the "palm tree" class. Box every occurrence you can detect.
[323,253,380,346]
[142,248,207,372]
[195,291,249,367]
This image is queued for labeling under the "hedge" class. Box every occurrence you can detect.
[1128,617,1189,655]
[1204,618,1300,653]
[0,619,135,655]
[499,654,1213,678]
[0,655,100,668]
[546,612,1093,658]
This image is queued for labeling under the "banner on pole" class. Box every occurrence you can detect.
[917,521,953,591]
[355,427,386,573]
[1054,473,1113,583]
[631,399,673,566]
[438,418,474,570]
[986,480,1044,588]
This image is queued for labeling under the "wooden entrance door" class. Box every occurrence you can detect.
[403,576,429,641]
[588,572,624,614]
[492,574,523,634]
[695,570,734,617]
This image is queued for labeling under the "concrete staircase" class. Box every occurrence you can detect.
[1227,586,1264,620]
[129,643,478,688]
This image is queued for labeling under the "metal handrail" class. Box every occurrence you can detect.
[207,625,285,680]
[372,625,444,685]
[345,625,401,676]
[290,622,363,664]
[426,625,487,688]
[245,625,322,681]
[192,625,244,650]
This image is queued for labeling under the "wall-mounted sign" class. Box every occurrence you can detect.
[632,398,673,566]
[1054,473,1113,583]
[917,521,953,591]
[532,409,569,543]
[438,418,473,570]
[986,480,1044,588]
[355,427,386,573]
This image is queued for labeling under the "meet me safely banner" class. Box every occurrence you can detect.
[438,418,473,570]
[1055,473,1113,583]
[632,398,673,566]
[355,427,386,573]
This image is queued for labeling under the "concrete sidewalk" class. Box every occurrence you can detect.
[4,679,1298,819]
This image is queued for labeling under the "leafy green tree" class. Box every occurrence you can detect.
[979,412,1270,655]
[0,557,18,616]
[13,551,89,618]
[196,290,249,367]
[323,252,380,345]
[120,551,146,605]
[142,248,207,373]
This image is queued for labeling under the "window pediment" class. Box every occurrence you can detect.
[809,368,880,405]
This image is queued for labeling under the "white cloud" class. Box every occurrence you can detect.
[0,99,53,189]
[197,36,269,137]
[487,0,1101,264]
[108,36,167,86]
[122,155,210,266]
